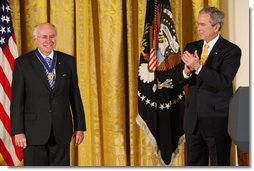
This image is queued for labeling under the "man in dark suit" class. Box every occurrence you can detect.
[10,23,86,166]
[174,7,241,165]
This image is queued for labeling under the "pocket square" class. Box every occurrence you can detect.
[62,73,67,77]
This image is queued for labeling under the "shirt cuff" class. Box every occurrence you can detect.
[183,70,192,79]
[195,65,203,75]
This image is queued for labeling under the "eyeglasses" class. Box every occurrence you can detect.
[37,35,56,40]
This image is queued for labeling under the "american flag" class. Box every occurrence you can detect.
[0,0,23,166]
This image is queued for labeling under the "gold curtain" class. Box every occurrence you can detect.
[2,0,238,166]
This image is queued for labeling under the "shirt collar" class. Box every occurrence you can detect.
[203,34,220,54]
[37,49,54,59]
[203,34,220,49]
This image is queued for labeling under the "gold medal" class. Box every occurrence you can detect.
[48,72,55,80]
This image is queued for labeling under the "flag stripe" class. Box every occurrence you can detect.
[148,48,159,71]
[149,58,157,66]
[0,84,11,116]
[8,34,18,58]
[0,122,21,165]
[11,136,23,161]
[0,50,13,85]
[0,103,11,133]
[0,67,12,100]
[0,139,14,166]
[0,89,23,161]
[2,39,16,71]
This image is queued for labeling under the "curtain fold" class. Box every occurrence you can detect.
[74,0,91,166]
[125,0,143,166]
[6,0,239,167]
[170,0,183,51]
[191,0,205,40]
[50,0,75,55]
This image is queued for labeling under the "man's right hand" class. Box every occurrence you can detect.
[182,50,201,71]
[15,133,27,149]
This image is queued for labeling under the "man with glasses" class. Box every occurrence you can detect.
[10,23,86,166]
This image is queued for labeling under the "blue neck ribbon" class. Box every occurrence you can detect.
[35,49,57,73]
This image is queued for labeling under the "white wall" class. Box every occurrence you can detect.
[222,0,249,88]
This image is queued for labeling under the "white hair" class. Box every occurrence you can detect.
[33,23,57,37]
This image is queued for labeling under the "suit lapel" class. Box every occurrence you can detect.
[195,41,204,87]
[205,36,224,66]
[197,36,224,87]
[30,51,51,91]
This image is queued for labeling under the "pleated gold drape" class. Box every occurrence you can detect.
[1,0,237,166]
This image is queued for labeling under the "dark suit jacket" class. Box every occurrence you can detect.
[10,50,86,145]
[174,36,241,136]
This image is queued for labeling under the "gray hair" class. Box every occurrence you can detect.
[33,23,57,37]
[199,7,224,31]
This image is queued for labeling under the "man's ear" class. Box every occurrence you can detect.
[214,23,221,33]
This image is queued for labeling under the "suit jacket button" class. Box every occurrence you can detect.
[49,110,52,113]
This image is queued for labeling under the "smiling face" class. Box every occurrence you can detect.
[197,13,220,43]
[33,23,57,56]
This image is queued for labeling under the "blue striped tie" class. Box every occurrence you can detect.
[45,57,55,89]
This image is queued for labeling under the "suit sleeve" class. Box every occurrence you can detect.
[198,45,241,90]
[69,58,86,131]
[10,59,25,135]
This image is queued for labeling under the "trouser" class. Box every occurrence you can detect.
[23,129,70,166]
[185,123,231,166]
